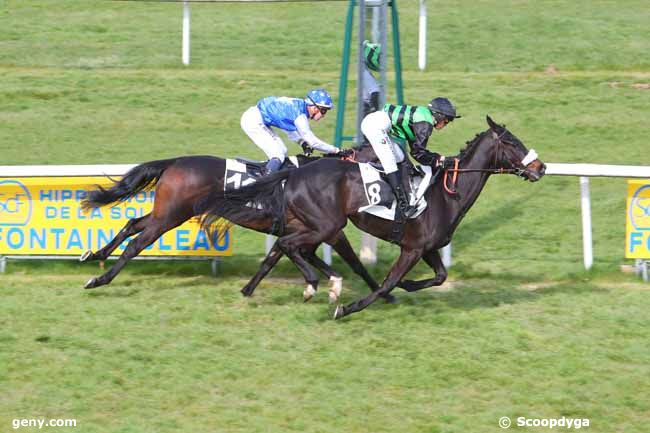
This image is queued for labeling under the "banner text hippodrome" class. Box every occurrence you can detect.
[38,189,155,203]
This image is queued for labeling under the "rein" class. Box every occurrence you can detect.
[442,130,531,194]
[342,149,358,162]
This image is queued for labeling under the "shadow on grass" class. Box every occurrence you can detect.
[83,275,215,297]
[451,196,527,256]
[327,277,613,317]
[85,288,142,298]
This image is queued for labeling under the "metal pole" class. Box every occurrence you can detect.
[358,0,385,265]
[391,0,404,104]
[360,234,377,264]
[323,244,332,265]
[580,176,593,270]
[355,0,366,146]
[182,1,190,65]
[418,0,427,71]
[371,2,380,42]
[441,243,451,268]
[378,0,387,104]
[211,259,219,277]
[334,0,356,147]
[265,234,275,255]
[0,256,6,273]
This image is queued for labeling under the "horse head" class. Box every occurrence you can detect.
[485,115,546,182]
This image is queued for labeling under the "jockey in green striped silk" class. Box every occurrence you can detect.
[360,97,461,219]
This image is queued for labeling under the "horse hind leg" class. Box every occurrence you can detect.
[80,215,148,262]
[83,222,168,289]
[301,247,343,304]
[240,241,285,297]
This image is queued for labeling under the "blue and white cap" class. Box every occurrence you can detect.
[305,89,334,109]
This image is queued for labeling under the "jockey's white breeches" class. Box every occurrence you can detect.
[240,106,287,160]
[361,110,404,174]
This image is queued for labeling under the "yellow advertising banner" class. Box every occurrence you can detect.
[0,176,231,256]
[625,179,650,258]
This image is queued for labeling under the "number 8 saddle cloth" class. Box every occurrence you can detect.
[358,163,434,221]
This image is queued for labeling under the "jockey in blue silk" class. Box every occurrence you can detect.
[240,89,341,174]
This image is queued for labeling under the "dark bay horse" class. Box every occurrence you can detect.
[203,116,546,319]
[79,148,390,303]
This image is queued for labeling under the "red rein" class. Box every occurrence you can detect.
[443,158,459,195]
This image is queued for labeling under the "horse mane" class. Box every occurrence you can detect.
[456,130,490,161]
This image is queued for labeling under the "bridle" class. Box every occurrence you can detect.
[443,130,538,195]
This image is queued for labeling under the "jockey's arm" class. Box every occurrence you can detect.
[363,91,380,115]
[408,121,443,166]
[293,115,340,154]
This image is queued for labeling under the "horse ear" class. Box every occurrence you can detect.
[486,115,498,130]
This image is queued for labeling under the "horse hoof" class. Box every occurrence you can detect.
[84,277,97,289]
[328,276,342,304]
[303,284,317,302]
[333,305,346,320]
[240,288,253,297]
[383,293,397,304]
[79,250,93,262]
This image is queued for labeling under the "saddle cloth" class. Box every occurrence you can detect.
[358,163,433,221]
[223,156,299,192]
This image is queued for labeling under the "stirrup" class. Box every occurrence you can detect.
[400,203,417,219]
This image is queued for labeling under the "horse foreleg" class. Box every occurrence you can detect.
[397,248,448,292]
[334,247,423,320]
[329,233,396,304]
[83,223,167,289]
[79,215,148,262]
[240,241,285,297]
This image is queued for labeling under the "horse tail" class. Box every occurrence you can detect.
[81,158,177,210]
[200,169,291,237]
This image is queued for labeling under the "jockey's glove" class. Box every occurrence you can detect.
[323,148,354,158]
[337,148,355,158]
[299,140,314,156]
[440,156,456,169]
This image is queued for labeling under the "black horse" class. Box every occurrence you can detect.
[203,116,546,319]
[79,147,391,303]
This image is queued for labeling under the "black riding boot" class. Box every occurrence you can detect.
[265,157,283,175]
[386,170,417,219]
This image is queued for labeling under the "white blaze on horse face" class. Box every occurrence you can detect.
[521,149,538,166]
[329,276,343,303]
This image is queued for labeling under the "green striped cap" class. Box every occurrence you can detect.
[363,40,381,72]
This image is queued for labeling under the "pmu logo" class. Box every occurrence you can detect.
[0,180,32,226]
[629,184,650,230]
